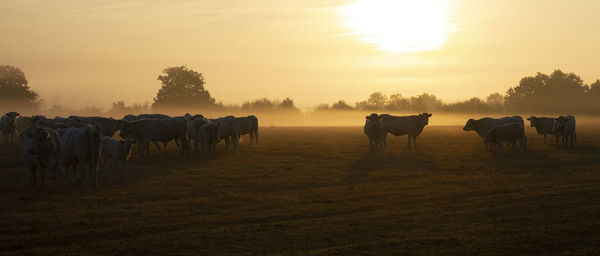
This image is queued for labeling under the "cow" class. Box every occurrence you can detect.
[380,113,432,149]
[200,122,220,159]
[137,113,171,119]
[122,114,138,121]
[101,137,134,178]
[527,116,562,145]
[68,116,121,137]
[20,123,62,188]
[119,118,187,156]
[554,115,576,148]
[210,116,240,152]
[187,117,210,153]
[0,112,20,144]
[484,122,527,153]
[364,113,386,151]
[15,116,33,135]
[463,116,523,149]
[59,125,103,187]
[236,115,259,144]
[34,116,85,129]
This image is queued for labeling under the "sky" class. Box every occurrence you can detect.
[1,0,600,110]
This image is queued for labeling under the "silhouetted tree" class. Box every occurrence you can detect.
[152,65,215,110]
[387,93,409,111]
[505,70,589,113]
[0,65,40,111]
[331,100,353,110]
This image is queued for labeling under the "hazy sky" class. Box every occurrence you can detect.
[2,0,600,110]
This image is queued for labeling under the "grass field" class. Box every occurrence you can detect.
[1,126,600,255]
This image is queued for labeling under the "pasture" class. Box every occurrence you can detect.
[1,126,600,255]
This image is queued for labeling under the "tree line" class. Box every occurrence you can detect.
[1,65,598,115]
[317,70,600,114]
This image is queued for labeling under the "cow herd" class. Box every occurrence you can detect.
[364,113,577,152]
[0,111,580,189]
[0,112,258,188]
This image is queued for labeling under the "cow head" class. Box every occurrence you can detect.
[526,116,538,127]
[4,112,19,124]
[26,125,52,155]
[553,116,571,132]
[418,113,432,126]
[365,113,382,130]
[463,119,476,131]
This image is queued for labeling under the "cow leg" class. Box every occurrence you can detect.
[163,141,169,154]
[497,143,504,153]
[413,136,418,149]
[144,141,150,157]
[224,137,230,151]
[76,162,85,187]
[407,135,412,150]
[543,134,547,144]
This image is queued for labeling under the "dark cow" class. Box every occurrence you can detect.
[485,122,527,153]
[463,116,523,149]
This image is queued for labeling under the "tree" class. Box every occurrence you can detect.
[152,65,215,110]
[0,65,40,111]
[505,69,589,112]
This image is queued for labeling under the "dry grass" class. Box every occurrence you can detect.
[1,126,599,255]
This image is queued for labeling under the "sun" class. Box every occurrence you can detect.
[340,0,454,53]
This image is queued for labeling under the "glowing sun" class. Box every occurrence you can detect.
[340,0,454,53]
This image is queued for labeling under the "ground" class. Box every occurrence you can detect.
[1,126,599,255]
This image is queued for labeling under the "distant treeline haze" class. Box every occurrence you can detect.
[1,65,599,116]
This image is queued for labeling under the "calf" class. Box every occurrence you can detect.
[484,122,527,153]
[101,137,134,177]
[554,115,576,148]
[364,113,386,151]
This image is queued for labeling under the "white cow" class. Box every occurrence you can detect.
[59,125,103,187]
[187,117,210,153]
[527,116,562,145]
[364,113,386,151]
[101,137,134,177]
[380,113,432,149]
[200,121,220,159]
[210,116,240,152]
[1,112,19,144]
[20,123,61,188]
[236,115,259,144]
[69,116,121,137]
[554,115,576,147]
[119,118,187,156]
[15,116,33,136]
